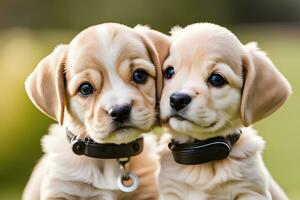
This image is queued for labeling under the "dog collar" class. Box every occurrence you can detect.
[168,131,241,165]
[66,128,144,159]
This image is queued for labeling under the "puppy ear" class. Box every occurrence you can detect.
[25,45,68,125]
[134,25,170,99]
[240,42,291,126]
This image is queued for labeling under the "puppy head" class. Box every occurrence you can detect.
[160,23,291,141]
[25,23,169,143]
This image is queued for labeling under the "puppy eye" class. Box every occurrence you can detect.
[208,73,228,87]
[165,66,175,79]
[78,82,94,96]
[132,69,148,84]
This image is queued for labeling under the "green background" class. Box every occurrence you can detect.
[0,0,299,199]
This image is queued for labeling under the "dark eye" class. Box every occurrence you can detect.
[132,69,148,84]
[78,82,94,96]
[208,73,227,87]
[165,66,175,79]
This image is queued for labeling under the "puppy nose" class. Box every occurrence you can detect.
[170,93,192,111]
[108,104,131,123]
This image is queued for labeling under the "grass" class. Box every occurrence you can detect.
[0,25,299,199]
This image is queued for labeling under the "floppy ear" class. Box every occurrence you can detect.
[240,42,291,126]
[134,25,170,99]
[25,45,68,125]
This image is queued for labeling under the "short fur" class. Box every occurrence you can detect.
[158,23,290,200]
[23,23,169,200]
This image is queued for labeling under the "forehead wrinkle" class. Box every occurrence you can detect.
[214,63,243,88]
[68,35,108,75]
[114,38,150,84]
[174,42,242,77]
[184,43,242,77]
[72,54,106,73]
[209,46,242,72]
[117,37,149,62]
[67,68,102,96]
[132,58,156,77]
[118,59,131,79]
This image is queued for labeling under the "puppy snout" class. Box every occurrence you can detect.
[108,104,131,123]
[170,92,192,111]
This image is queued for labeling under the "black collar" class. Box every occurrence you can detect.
[168,132,241,165]
[66,129,144,159]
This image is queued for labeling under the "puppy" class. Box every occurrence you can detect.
[158,23,291,200]
[23,23,169,200]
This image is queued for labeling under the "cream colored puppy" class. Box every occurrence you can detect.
[23,23,169,200]
[158,23,290,200]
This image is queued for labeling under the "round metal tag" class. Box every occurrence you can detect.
[117,172,139,193]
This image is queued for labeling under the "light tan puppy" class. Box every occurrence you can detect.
[23,23,169,200]
[158,23,291,200]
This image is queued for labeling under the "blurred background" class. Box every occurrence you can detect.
[0,0,299,199]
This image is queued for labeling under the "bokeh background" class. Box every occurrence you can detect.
[0,0,299,199]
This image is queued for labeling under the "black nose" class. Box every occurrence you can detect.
[170,93,192,111]
[108,104,131,123]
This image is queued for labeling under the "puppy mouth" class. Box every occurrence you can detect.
[90,123,146,144]
[112,121,150,132]
[164,115,220,143]
[168,114,217,129]
[171,115,186,121]
[112,124,135,132]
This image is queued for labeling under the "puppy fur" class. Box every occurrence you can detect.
[158,23,291,200]
[23,23,169,200]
